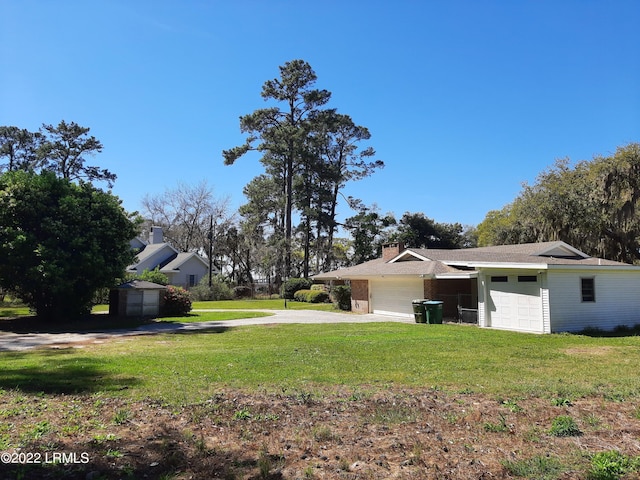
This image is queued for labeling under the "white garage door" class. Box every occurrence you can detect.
[488,275,542,332]
[370,278,424,317]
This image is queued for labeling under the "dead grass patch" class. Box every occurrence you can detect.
[2,388,640,479]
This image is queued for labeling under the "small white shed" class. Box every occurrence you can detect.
[110,280,167,317]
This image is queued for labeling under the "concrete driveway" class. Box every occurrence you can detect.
[0,310,414,352]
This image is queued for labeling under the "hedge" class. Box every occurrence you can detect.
[282,278,313,299]
[293,289,330,303]
[331,285,351,311]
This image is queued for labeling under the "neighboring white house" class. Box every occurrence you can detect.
[314,241,640,334]
[127,226,213,289]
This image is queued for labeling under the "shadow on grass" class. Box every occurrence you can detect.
[0,314,150,334]
[0,349,140,394]
[576,324,640,338]
[3,423,285,480]
[172,326,230,334]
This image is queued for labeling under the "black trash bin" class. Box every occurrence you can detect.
[424,300,444,324]
[412,299,428,323]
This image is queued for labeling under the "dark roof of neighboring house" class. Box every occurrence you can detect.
[314,241,632,280]
[161,252,210,272]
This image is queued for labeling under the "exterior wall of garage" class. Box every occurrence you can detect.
[547,269,640,332]
[424,278,477,318]
[350,279,369,314]
[370,277,424,317]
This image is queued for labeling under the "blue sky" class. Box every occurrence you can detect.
[1,0,638,228]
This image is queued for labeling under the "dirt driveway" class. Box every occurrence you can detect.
[0,310,413,351]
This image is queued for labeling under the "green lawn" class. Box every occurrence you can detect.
[0,299,335,322]
[0,305,31,317]
[1,304,108,318]
[0,307,273,332]
[2,322,640,405]
[192,299,341,311]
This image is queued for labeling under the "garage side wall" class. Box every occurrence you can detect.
[547,269,640,332]
[351,280,369,314]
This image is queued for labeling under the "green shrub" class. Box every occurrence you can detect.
[137,267,169,285]
[190,275,234,301]
[162,285,192,316]
[282,278,313,299]
[309,291,329,303]
[293,289,330,303]
[310,284,326,291]
[233,285,253,298]
[331,285,351,311]
[549,415,581,437]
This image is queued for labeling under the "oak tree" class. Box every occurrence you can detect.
[0,171,139,321]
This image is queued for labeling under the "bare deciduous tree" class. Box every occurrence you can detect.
[141,181,233,255]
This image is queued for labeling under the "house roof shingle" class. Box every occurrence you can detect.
[313,241,631,280]
[161,252,209,272]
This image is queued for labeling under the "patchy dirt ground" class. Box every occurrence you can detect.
[2,388,640,479]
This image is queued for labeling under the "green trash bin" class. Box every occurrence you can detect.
[412,299,428,323]
[424,300,443,324]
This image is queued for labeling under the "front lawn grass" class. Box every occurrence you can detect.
[0,306,31,317]
[192,299,341,311]
[2,299,332,319]
[2,323,640,404]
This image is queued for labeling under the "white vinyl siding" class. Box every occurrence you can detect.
[370,278,424,317]
[547,270,640,332]
[162,256,209,289]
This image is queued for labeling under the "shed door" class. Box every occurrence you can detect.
[126,290,160,316]
[126,291,143,316]
[487,275,542,332]
[370,278,424,317]
[142,290,160,316]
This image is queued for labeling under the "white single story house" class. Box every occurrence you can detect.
[314,241,640,334]
[128,226,214,289]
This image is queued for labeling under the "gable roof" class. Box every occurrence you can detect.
[314,241,632,280]
[160,252,210,272]
[127,242,179,272]
[314,257,460,279]
[115,280,167,290]
[407,241,624,267]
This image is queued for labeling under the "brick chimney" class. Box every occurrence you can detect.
[382,241,405,261]
[149,226,164,245]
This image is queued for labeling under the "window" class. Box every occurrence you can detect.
[188,275,198,287]
[581,278,595,302]
[518,275,538,282]
[490,276,508,282]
